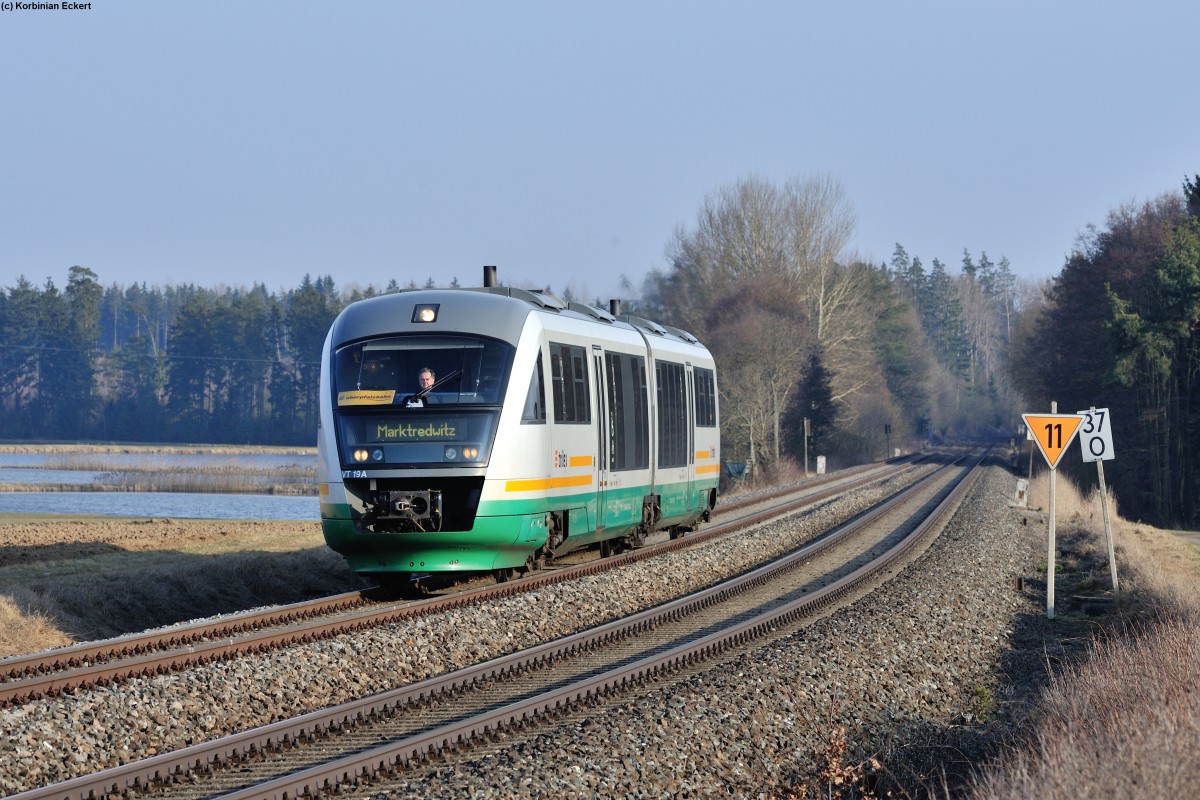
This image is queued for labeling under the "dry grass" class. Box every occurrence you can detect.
[0,519,362,657]
[721,457,812,499]
[42,454,315,478]
[963,470,1200,800]
[0,595,72,657]
[5,453,317,495]
[3,549,361,645]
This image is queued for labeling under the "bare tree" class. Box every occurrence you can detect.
[659,173,868,465]
[784,174,858,341]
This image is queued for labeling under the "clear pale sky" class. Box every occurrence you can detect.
[2,1,1196,302]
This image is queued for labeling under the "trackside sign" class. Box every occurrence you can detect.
[1022,413,1085,470]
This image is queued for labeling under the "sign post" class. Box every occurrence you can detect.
[1022,404,1085,619]
[1077,406,1119,595]
[803,417,811,478]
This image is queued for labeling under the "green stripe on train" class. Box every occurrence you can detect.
[321,477,716,573]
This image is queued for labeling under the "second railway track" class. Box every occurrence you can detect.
[0,458,920,707]
[5,450,985,799]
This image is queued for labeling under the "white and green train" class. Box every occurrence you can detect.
[317,267,720,587]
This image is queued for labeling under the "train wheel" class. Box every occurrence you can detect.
[668,525,684,540]
[599,539,613,558]
[493,567,516,583]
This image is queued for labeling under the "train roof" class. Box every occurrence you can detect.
[329,284,705,352]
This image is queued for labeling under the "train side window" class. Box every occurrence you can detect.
[605,352,649,470]
[656,360,689,468]
[694,367,717,427]
[522,352,546,423]
[549,342,591,424]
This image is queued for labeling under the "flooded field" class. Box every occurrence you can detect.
[0,445,319,520]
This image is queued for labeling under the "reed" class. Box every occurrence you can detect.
[42,453,316,479]
[14,454,320,494]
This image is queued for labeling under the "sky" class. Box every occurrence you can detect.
[2,1,1197,304]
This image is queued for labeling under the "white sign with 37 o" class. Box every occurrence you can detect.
[1076,407,1115,462]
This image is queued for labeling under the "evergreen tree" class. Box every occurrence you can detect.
[1184,174,1200,219]
[35,279,73,439]
[285,275,341,442]
[1107,214,1200,525]
[785,350,837,456]
[105,331,167,441]
[60,266,103,437]
[166,288,222,441]
[961,248,976,282]
[0,277,41,438]
[890,243,909,281]
[865,263,932,435]
[926,258,969,376]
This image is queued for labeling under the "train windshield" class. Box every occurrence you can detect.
[331,335,514,469]
[333,335,514,407]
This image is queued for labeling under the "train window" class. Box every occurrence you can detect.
[522,352,546,423]
[549,342,591,424]
[694,367,717,427]
[333,335,514,406]
[656,361,689,468]
[605,352,649,470]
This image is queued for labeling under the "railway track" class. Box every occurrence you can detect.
[0,458,919,707]
[7,450,983,800]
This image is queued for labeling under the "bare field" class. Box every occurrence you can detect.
[0,514,361,657]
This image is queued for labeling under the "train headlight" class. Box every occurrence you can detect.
[412,304,440,323]
[444,447,459,461]
[372,449,384,462]
[462,446,479,460]
[353,449,369,462]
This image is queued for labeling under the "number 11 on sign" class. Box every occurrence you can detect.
[1022,413,1084,471]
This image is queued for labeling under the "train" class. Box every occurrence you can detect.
[316,266,720,589]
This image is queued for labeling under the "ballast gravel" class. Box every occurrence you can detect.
[1,465,1048,797]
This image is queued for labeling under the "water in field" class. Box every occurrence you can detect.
[0,491,319,520]
[0,451,319,520]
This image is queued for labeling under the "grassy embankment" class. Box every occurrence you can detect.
[961,472,1200,800]
[0,450,317,495]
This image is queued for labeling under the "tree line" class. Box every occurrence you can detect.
[642,173,1021,476]
[1,272,363,445]
[1010,175,1200,529]
[5,171,1196,529]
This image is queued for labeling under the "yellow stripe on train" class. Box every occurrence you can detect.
[505,474,595,492]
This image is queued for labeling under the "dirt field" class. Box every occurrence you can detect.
[0,515,361,657]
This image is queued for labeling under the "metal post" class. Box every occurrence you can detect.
[1097,459,1120,595]
[1046,400,1057,619]
[1047,464,1057,618]
[1027,440,1034,483]
[803,417,810,478]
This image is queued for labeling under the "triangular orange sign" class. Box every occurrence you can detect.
[1022,413,1085,470]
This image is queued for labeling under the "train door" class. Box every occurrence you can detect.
[592,346,608,533]
[686,363,697,510]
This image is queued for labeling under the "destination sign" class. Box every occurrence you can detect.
[341,413,472,444]
[372,421,458,441]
